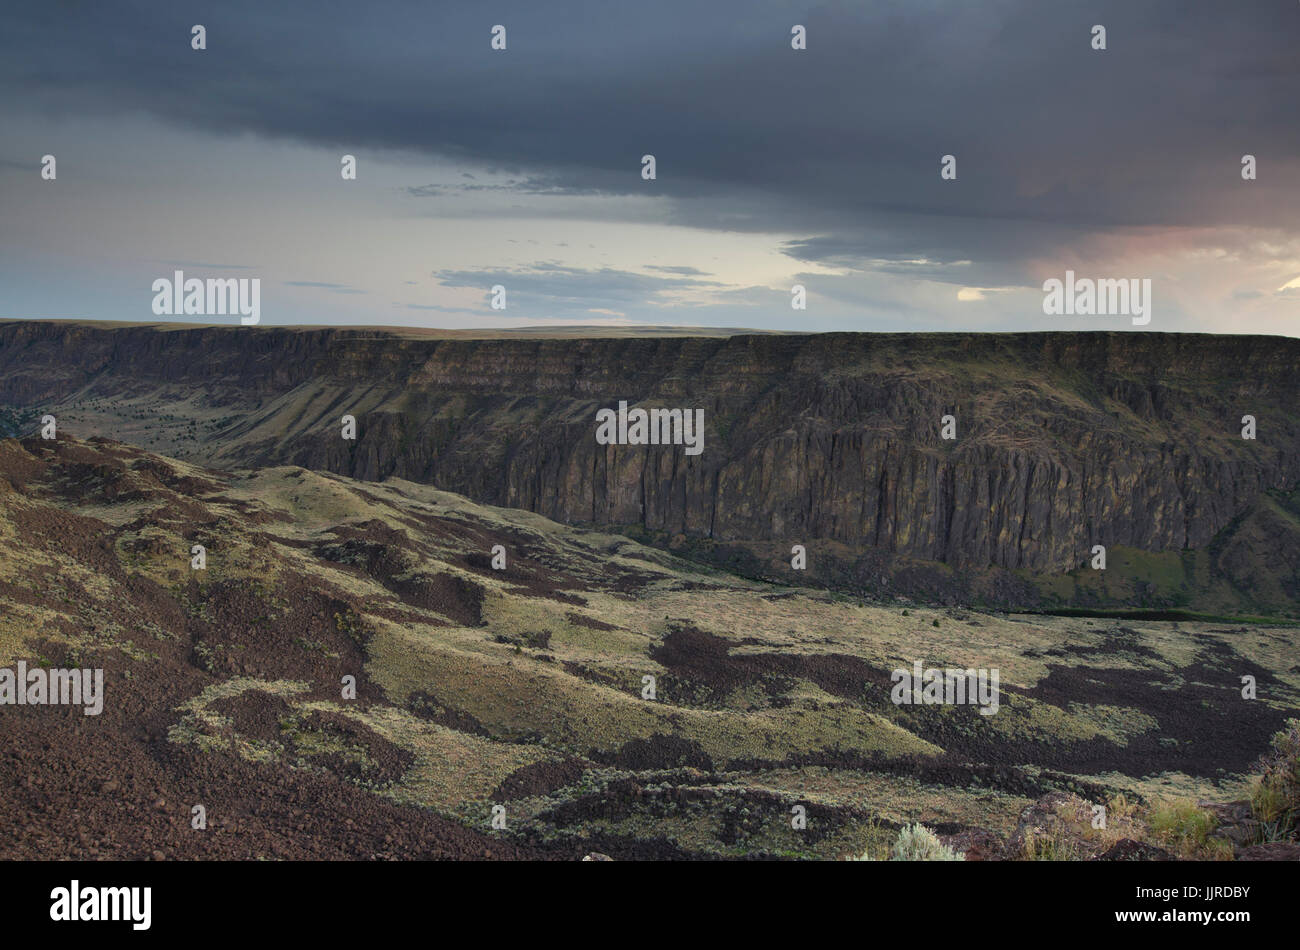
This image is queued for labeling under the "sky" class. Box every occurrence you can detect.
[1,0,1299,334]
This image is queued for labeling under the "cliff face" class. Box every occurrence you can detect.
[2,321,1297,580]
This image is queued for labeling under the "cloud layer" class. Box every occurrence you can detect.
[2,0,1297,332]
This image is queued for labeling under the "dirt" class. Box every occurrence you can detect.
[1093,839,1176,861]
[0,436,552,860]
[1020,662,1295,776]
[406,690,491,736]
[291,709,416,786]
[492,757,589,801]
[594,733,716,771]
[649,624,889,705]
[208,690,295,742]
[315,522,488,625]
[566,612,619,631]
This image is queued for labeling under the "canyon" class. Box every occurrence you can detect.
[1,321,1296,614]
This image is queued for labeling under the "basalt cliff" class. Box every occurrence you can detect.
[2,321,1297,614]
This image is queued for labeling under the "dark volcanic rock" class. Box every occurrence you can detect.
[1093,838,1176,861]
[1235,842,1300,861]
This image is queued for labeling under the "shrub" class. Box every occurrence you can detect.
[1021,830,1077,861]
[1251,718,1300,838]
[1148,800,1217,857]
[889,823,964,861]
[1106,792,1137,823]
[843,817,891,861]
[1202,837,1235,861]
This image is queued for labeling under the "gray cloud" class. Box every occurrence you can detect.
[646,265,712,276]
[3,0,1298,322]
[433,262,724,306]
[404,174,610,199]
[285,281,367,294]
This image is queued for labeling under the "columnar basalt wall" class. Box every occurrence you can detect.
[2,322,1296,574]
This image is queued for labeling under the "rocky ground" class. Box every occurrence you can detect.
[1,434,1297,860]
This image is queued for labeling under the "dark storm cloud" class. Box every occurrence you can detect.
[3,0,1298,287]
